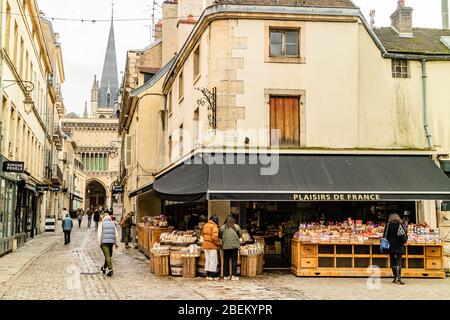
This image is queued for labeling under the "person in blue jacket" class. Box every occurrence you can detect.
[62,211,73,245]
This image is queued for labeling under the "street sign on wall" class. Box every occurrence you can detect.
[2,161,25,173]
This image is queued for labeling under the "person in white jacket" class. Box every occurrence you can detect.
[97,214,119,276]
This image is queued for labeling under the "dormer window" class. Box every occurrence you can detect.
[392,59,409,78]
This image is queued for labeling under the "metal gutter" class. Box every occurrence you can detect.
[421,60,434,149]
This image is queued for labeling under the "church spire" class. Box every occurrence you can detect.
[83,102,88,118]
[98,2,118,109]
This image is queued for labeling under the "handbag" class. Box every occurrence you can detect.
[397,224,406,237]
[380,223,390,253]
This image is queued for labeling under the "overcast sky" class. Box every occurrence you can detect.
[36,0,444,115]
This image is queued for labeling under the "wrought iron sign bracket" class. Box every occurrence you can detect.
[195,87,217,134]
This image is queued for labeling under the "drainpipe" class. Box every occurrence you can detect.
[421,59,434,149]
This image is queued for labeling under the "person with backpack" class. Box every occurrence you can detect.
[383,213,408,285]
[201,214,221,280]
[219,215,243,281]
[120,211,134,249]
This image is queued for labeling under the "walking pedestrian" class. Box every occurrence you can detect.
[384,213,408,285]
[94,209,101,229]
[62,212,73,245]
[120,211,134,249]
[86,207,94,228]
[201,214,221,280]
[77,208,83,228]
[219,216,243,281]
[98,214,119,277]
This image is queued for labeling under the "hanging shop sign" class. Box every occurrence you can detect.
[292,193,382,201]
[2,161,25,173]
[51,186,61,192]
[112,186,123,194]
[37,185,50,191]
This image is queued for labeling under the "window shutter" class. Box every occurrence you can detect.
[125,135,132,167]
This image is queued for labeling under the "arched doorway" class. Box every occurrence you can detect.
[85,180,106,210]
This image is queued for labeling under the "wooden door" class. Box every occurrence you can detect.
[269,96,300,146]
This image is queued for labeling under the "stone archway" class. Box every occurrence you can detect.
[85,180,107,210]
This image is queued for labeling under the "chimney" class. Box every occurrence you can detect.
[390,0,414,37]
[443,0,449,29]
[369,10,376,29]
[154,20,162,40]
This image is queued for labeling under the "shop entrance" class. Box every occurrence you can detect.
[85,180,106,210]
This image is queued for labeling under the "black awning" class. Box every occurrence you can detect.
[153,158,208,202]
[153,154,450,202]
[129,182,153,198]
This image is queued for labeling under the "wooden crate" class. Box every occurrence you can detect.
[291,239,446,278]
[149,252,154,273]
[257,253,264,275]
[153,254,169,276]
[183,256,197,278]
[241,255,257,277]
[143,227,150,250]
[170,248,184,276]
[197,251,206,276]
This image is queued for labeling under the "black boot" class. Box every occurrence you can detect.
[396,266,405,285]
[391,267,398,283]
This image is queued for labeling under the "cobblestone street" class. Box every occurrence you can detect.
[0,222,449,300]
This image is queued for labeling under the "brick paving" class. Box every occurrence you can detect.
[0,221,449,300]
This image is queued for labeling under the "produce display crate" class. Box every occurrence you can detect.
[149,252,154,273]
[197,251,206,277]
[241,255,258,277]
[256,253,264,275]
[291,239,446,278]
[169,248,184,276]
[153,254,170,276]
[183,256,197,278]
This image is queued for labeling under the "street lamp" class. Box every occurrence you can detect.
[3,80,35,114]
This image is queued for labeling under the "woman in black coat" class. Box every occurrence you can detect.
[383,213,408,285]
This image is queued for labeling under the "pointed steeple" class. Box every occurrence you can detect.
[83,102,88,118]
[98,3,118,109]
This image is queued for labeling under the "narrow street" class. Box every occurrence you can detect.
[1,221,449,300]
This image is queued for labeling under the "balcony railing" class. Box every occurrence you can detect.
[51,163,63,185]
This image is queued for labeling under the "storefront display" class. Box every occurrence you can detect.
[291,219,445,278]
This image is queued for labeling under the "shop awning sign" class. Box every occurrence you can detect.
[2,161,25,173]
[112,186,123,194]
[293,193,382,201]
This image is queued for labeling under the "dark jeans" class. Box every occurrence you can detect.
[87,217,92,228]
[95,221,99,229]
[64,230,71,244]
[124,227,131,245]
[78,220,82,228]
[206,271,219,278]
[390,253,403,267]
[223,248,239,277]
[101,243,114,270]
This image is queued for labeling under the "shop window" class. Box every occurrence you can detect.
[269,96,300,147]
[13,22,18,66]
[392,59,409,78]
[270,29,299,57]
[193,45,200,80]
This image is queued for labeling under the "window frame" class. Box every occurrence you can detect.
[178,71,184,102]
[193,45,200,83]
[269,29,300,57]
[391,59,409,78]
[265,22,305,64]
